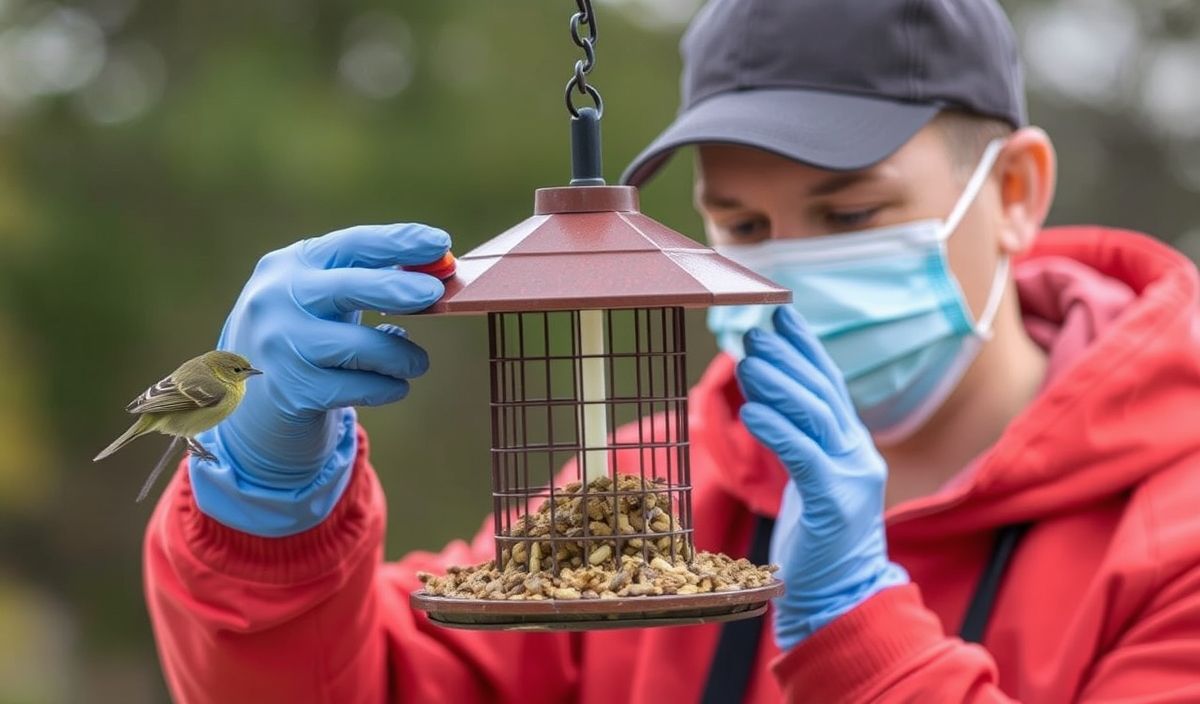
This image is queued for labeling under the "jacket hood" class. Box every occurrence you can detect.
[690,226,1200,536]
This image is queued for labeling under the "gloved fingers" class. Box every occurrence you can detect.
[293,267,444,318]
[737,356,843,451]
[743,327,849,428]
[308,367,413,409]
[300,223,451,269]
[740,402,832,496]
[772,306,856,412]
[298,321,431,379]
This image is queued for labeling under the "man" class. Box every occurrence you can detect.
[144,0,1200,701]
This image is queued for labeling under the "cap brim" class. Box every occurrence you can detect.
[620,88,940,186]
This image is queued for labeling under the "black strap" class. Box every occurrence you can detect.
[699,518,1027,702]
[700,515,775,704]
[959,523,1031,644]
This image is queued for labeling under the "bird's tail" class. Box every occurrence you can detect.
[136,436,183,503]
[94,417,153,461]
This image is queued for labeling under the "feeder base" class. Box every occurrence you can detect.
[410,580,783,631]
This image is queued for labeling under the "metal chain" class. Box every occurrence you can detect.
[565,0,603,118]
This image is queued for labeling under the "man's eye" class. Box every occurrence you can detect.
[725,216,769,241]
[824,207,881,231]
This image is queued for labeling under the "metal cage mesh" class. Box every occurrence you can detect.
[489,307,692,573]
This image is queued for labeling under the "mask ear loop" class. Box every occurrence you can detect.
[975,254,1010,338]
[940,139,1007,240]
[938,138,1009,338]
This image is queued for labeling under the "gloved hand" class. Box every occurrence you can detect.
[189,223,451,537]
[736,306,909,650]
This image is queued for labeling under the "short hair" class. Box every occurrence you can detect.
[932,109,1014,174]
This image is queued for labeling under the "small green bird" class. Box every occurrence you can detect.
[94,350,263,502]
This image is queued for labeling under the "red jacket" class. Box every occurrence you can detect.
[145,227,1200,703]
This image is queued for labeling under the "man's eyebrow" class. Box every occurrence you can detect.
[807,170,880,197]
[696,191,744,210]
[698,170,883,208]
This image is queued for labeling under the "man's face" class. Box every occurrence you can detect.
[694,123,1007,323]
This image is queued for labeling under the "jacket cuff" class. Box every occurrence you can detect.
[771,584,945,702]
[162,425,384,584]
[189,408,358,537]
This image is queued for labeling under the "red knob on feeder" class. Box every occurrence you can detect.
[403,252,457,281]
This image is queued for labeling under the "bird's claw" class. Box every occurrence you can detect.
[187,439,219,463]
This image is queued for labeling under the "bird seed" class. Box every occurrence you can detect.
[418,474,778,601]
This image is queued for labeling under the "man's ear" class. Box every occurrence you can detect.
[996,127,1056,255]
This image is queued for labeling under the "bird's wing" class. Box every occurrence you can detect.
[125,371,227,414]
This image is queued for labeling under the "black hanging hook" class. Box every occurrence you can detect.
[566,0,604,185]
[565,0,602,119]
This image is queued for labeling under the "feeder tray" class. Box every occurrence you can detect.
[409,2,790,631]
[411,582,782,631]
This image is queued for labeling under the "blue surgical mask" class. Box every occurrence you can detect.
[708,140,1008,445]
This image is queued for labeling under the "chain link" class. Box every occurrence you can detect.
[565,0,603,118]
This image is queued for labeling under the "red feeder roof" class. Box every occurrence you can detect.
[425,186,791,314]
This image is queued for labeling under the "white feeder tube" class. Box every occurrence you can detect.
[579,309,609,484]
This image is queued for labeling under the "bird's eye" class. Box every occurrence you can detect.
[233,367,242,372]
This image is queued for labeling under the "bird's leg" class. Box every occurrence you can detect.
[186,437,219,463]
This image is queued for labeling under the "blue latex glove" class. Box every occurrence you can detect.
[189,223,450,537]
[737,306,909,650]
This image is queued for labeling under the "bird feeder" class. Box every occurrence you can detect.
[409,1,789,630]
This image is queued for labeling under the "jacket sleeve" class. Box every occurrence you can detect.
[772,581,1200,703]
[143,426,579,704]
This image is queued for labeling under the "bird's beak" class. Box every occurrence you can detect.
[247,367,264,376]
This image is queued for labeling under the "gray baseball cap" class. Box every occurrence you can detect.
[621,0,1027,186]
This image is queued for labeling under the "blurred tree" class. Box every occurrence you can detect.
[0,0,1196,701]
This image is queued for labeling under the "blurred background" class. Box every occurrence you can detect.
[0,0,1198,701]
